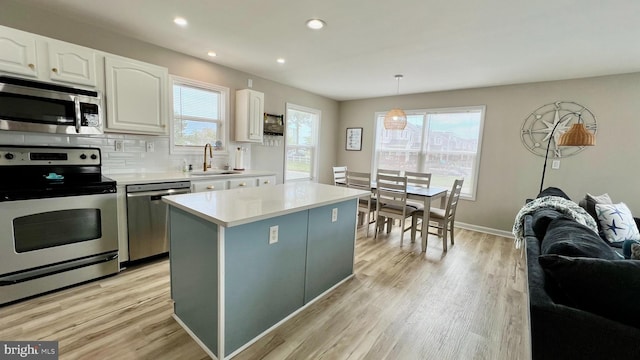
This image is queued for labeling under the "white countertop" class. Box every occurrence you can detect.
[162,182,369,227]
[108,169,276,185]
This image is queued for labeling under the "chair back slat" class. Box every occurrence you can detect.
[405,171,431,188]
[377,168,401,177]
[346,171,371,190]
[332,166,347,186]
[376,174,408,203]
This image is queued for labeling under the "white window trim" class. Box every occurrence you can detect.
[371,105,485,200]
[285,102,321,183]
[169,75,230,155]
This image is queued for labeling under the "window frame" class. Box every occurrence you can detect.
[169,75,230,155]
[284,102,321,183]
[371,105,485,200]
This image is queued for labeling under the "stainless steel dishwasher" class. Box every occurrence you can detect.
[126,181,191,261]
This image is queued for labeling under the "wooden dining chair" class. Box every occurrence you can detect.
[405,171,431,209]
[346,171,375,236]
[411,178,464,252]
[332,166,347,186]
[374,173,416,246]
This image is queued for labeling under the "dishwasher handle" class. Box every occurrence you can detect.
[126,188,191,199]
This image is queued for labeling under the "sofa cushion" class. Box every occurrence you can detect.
[531,209,564,239]
[539,254,640,329]
[541,218,619,260]
[579,192,613,238]
[596,202,640,243]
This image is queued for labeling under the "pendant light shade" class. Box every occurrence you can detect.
[384,108,407,130]
[384,75,407,130]
[558,123,595,146]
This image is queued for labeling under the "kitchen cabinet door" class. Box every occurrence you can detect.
[0,26,97,87]
[46,40,97,87]
[229,178,257,189]
[257,175,276,186]
[191,179,228,193]
[0,26,38,78]
[105,56,168,135]
[235,89,264,142]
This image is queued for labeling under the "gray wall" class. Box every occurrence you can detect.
[0,0,339,184]
[339,73,640,232]
[3,1,639,233]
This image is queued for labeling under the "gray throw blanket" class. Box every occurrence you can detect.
[512,196,598,249]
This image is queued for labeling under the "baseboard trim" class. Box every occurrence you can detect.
[455,221,514,238]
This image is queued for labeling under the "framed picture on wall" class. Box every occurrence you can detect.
[346,127,363,151]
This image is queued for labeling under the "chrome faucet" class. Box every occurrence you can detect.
[203,143,213,171]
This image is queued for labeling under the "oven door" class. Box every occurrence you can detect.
[0,192,117,276]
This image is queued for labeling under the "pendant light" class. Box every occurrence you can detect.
[384,74,407,130]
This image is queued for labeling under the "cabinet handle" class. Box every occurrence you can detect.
[264,180,270,184]
[161,124,166,128]
[206,185,215,190]
[28,63,35,69]
[239,183,246,187]
[52,68,58,73]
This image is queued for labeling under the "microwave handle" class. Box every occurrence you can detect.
[74,96,81,133]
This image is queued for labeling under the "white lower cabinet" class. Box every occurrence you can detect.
[191,179,228,193]
[229,178,257,189]
[257,175,276,186]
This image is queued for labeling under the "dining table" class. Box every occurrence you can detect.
[367,182,449,252]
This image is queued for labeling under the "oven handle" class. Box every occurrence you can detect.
[74,96,81,133]
[0,251,118,286]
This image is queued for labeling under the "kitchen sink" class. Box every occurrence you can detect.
[189,170,242,176]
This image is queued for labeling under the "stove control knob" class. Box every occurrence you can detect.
[80,154,87,160]
[90,154,98,160]
[4,153,14,160]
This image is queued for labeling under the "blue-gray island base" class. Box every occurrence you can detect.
[165,183,364,359]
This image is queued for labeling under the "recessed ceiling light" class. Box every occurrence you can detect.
[174,17,188,27]
[207,51,217,57]
[276,58,286,64]
[306,19,326,30]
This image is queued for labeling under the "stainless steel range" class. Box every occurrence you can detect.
[0,145,118,305]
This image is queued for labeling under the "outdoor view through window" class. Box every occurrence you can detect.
[285,104,320,182]
[171,77,227,153]
[374,106,484,198]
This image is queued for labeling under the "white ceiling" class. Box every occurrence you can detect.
[21,0,640,101]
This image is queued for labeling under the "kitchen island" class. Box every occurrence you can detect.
[162,182,368,359]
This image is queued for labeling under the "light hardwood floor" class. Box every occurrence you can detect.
[0,227,528,360]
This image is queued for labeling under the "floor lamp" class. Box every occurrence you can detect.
[539,112,596,194]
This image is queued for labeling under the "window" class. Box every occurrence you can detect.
[285,103,320,182]
[170,76,229,154]
[373,106,485,199]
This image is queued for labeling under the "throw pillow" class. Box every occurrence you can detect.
[541,218,619,260]
[633,243,640,260]
[595,202,640,243]
[538,254,640,329]
[580,193,613,237]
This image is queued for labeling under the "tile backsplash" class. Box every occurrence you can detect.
[0,131,244,175]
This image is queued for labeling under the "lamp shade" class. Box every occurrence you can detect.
[384,108,407,130]
[558,123,595,146]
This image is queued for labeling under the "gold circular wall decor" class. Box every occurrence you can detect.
[521,101,597,158]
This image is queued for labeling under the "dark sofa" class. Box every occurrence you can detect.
[523,190,640,359]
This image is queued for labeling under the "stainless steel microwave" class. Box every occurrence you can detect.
[0,76,103,135]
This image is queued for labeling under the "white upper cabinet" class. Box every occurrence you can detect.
[0,27,38,78]
[236,89,264,142]
[46,41,97,86]
[0,25,97,87]
[104,56,168,134]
